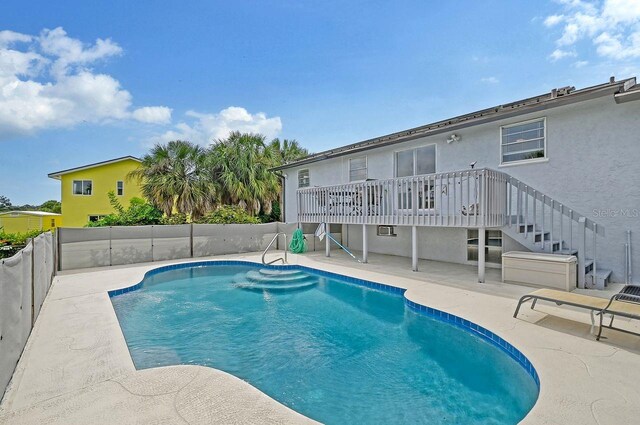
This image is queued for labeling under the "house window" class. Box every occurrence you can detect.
[349,156,367,182]
[73,180,92,195]
[88,215,107,222]
[117,181,124,196]
[51,219,56,227]
[395,145,436,177]
[298,169,310,188]
[501,118,546,164]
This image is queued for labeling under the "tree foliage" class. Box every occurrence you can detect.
[268,138,309,165]
[0,195,12,210]
[0,196,61,214]
[128,140,217,219]
[39,200,62,214]
[0,229,46,259]
[195,205,260,224]
[207,132,280,216]
[86,192,163,227]
[120,133,310,224]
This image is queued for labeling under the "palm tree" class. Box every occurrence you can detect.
[266,138,310,218]
[207,132,280,215]
[128,140,216,219]
[268,138,309,165]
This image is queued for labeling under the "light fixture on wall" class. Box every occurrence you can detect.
[446,134,461,144]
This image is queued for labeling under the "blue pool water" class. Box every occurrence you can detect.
[110,262,538,424]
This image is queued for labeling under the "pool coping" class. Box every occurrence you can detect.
[108,260,540,390]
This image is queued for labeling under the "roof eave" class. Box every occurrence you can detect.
[273,79,630,171]
[47,156,141,179]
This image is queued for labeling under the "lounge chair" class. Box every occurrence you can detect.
[513,285,640,341]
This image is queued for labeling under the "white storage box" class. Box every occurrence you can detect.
[502,251,577,291]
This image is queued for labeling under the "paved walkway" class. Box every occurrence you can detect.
[1,251,640,424]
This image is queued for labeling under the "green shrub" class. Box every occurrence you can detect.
[160,213,189,225]
[86,193,163,227]
[0,229,46,259]
[0,229,45,246]
[258,200,281,223]
[195,205,261,224]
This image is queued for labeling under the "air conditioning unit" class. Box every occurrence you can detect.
[377,225,396,237]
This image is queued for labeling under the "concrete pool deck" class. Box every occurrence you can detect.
[1,251,640,424]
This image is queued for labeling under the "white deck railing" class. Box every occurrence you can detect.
[296,168,508,228]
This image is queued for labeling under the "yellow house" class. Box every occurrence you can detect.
[48,156,143,227]
[0,211,62,233]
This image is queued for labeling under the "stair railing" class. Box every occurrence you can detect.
[504,174,604,288]
[262,232,288,265]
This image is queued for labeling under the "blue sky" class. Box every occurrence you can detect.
[1,0,639,204]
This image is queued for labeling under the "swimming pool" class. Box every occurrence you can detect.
[110,261,538,424]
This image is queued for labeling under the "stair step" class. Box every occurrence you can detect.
[586,268,612,290]
[533,232,551,243]
[584,259,594,273]
[516,224,534,233]
[258,268,304,277]
[542,240,561,250]
[237,279,319,292]
[245,270,311,283]
[555,249,578,255]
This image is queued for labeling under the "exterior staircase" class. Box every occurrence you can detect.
[501,176,611,289]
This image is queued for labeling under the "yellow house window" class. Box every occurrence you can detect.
[117,180,124,196]
[73,180,93,195]
[51,218,56,227]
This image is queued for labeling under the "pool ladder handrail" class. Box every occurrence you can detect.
[262,232,288,265]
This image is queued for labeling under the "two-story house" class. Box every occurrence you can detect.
[274,77,640,288]
[48,156,143,227]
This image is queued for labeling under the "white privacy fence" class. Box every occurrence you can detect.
[57,223,338,271]
[0,232,55,398]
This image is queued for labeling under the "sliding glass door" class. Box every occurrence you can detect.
[394,145,436,212]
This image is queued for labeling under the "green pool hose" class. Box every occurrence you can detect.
[289,228,307,253]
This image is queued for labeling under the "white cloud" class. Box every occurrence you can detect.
[549,49,577,61]
[545,0,640,60]
[149,106,282,146]
[544,15,565,27]
[38,27,122,77]
[132,106,172,124]
[480,76,499,84]
[0,30,32,47]
[0,27,171,140]
[573,60,589,67]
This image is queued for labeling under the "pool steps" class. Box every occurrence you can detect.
[233,268,319,292]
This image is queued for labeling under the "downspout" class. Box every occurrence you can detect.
[273,171,286,223]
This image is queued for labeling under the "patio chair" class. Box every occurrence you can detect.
[513,285,640,341]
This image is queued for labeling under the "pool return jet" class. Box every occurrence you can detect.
[315,222,362,263]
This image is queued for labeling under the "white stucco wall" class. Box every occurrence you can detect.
[282,95,640,282]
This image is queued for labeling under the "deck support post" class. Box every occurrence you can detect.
[411,225,418,272]
[325,225,331,257]
[577,217,586,289]
[478,227,486,283]
[362,224,368,263]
